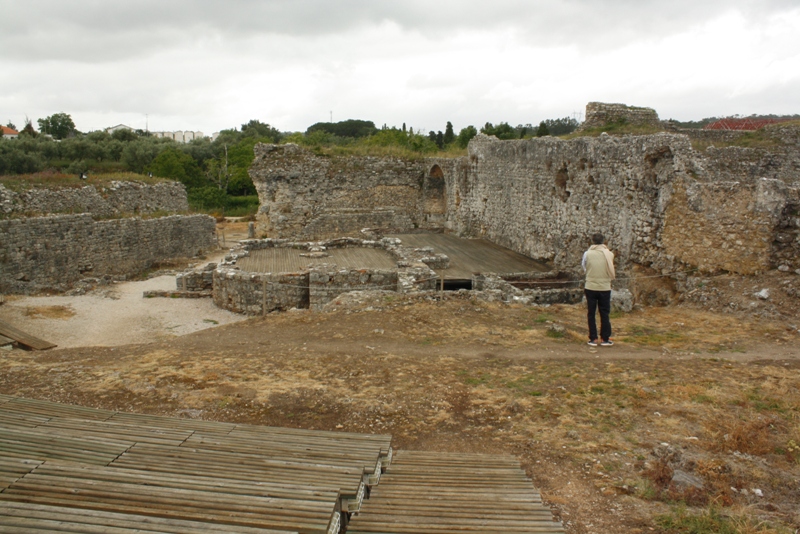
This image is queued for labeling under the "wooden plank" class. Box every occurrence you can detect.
[35,461,341,503]
[0,334,14,346]
[37,418,194,447]
[110,444,365,494]
[1,397,115,421]
[0,318,56,350]
[348,450,565,534]
[0,502,297,533]
[0,427,132,465]
[0,493,320,533]
[107,412,236,434]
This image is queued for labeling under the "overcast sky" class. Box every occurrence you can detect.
[2,0,799,135]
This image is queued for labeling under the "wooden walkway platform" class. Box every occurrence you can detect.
[348,450,565,534]
[0,395,391,534]
[0,319,56,351]
[0,396,563,533]
[391,234,549,280]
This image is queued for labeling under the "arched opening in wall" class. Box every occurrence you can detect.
[423,165,447,227]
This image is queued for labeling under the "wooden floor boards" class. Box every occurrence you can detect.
[0,396,563,533]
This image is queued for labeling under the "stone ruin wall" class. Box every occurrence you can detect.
[249,133,800,280]
[0,214,217,294]
[249,143,453,239]
[0,180,219,294]
[452,133,685,272]
[580,102,661,130]
[0,180,189,217]
[212,238,438,314]
[459,134,800,276]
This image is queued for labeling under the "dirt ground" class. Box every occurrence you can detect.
[1,228,799,533]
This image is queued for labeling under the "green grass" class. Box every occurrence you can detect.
[656,506,792,534]
[564,120,665,138]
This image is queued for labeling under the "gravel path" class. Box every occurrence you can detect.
[0,274,247,349]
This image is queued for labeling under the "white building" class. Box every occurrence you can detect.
[151,130,206,143]
[105,124,134,134]
[1,126,19,139]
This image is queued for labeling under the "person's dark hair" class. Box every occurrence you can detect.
[591,233,604,245]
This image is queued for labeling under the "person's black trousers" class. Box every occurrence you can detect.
[585,289,612,341]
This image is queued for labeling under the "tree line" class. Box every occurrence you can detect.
[1,113,581,214]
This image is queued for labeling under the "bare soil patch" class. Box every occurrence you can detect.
[1,288,799,533]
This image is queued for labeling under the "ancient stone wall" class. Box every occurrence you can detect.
[452,133,690,273]
[457,134,799,275]
[213,270,310,314]
[0,181,189,217]
[0,214,216,293]
[580,102,661,130]
[211,237,439,314]
[248,125,800,279]
[249,143,454,239]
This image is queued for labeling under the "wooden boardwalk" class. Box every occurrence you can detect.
[391,234,550,280]
[348,450,565,533]
[0,395,390,533]
[0,395,563,533]
[0,319,56,351]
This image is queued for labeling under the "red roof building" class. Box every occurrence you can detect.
[704,118,791,131]
[1,126,20,139]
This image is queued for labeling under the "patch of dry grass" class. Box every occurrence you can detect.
[22,305,76,320]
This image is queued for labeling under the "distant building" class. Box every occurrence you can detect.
[152,130,206,143]
[704,118,792,131]
[1,126,19,139]
[105,124,134,134]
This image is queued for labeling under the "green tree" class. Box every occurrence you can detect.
[443,121,455,145]
[37,112,76,139]
[146,146,204,189]
[121,139,163,174]
[543,117,580,136]
[6,121,17,131]
[111,128,138,142]
[306,119,378,138]
[456,125,478,148]
[536,121,550,137]
[481,122,516,140]
[241,120,282,142]
[20,119,38,138]
[0,141,45,174]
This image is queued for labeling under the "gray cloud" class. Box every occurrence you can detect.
[2,0,796,62]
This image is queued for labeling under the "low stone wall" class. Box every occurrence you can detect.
[213,271,310,314]
[0,181,188,217]
[309,269,399,310]
[0,214,216,293]
[176,263,216,291]
[212,237,439,315]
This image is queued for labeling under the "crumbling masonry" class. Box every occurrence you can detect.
[249,107,800,284]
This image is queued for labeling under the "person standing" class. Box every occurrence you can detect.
[582,233,615,347]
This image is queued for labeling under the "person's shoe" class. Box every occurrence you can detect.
[600,340,614,347]
[587,339,598,347]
